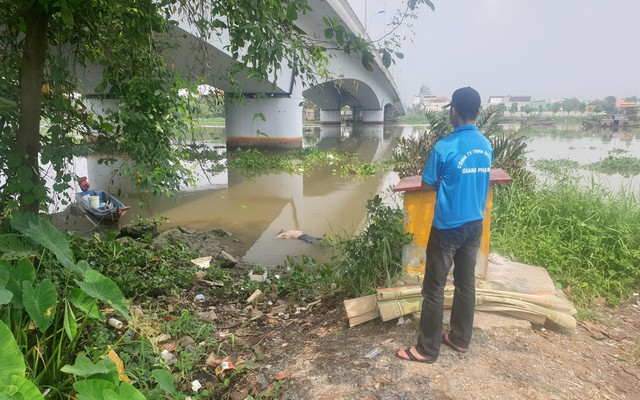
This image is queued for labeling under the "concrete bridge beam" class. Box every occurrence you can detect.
[362,109,384,124]
[225,86,304,149]
[320,110,342,124]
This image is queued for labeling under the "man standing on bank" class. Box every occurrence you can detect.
[397,87,493,363]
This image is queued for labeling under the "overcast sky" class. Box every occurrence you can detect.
[348,0,640,104]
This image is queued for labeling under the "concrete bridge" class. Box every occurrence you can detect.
[80,0,405,148]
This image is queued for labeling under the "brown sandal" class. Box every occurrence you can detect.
[442,331,468,353]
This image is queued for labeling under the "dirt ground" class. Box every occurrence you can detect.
[143,228,640,399]
[187,289,640,400]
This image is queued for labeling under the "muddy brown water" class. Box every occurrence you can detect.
[51,124,640,268]
[52,124,405,267]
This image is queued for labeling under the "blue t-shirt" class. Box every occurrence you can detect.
[422,124,493,230]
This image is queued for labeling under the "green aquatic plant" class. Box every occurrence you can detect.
[588,154,640,177]
[226,147,378,178]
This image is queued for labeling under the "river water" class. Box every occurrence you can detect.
[50,123,640,268]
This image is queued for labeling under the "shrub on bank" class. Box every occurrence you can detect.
[491,180,640,306]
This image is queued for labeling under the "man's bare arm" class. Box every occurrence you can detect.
[421,180,437,191]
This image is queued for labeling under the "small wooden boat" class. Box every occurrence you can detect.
[76,189,130,222]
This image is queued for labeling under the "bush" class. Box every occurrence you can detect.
[328,195,412,296]
[491,180,640,306]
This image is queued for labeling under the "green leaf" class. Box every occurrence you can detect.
[395,52,404,59]
[324,28,334,39]
[73,379,118,400]
[76,270,128,318]
[151,369,176,395]
[10,214,78,274]
[22,279,57,332]
[103,390,120,400]
[0,321,25,384]
[0,289,12,305]
[0,384,21,398]
[10,376,43,399]
[286,5,297,20]
[117,383,146,400]
[70,288,103,320]
[63,300,78,341]
[61,355,111,377]
[2,259,36,309]
[425,0,436,12]
[0,96,17,110]
[381,51,391,68]
[0,235,36,260]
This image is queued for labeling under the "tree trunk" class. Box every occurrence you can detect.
[16,4,49,213]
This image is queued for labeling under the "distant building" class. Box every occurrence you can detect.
[506,96,532,109]
[412,85,449,112]
[488,96,509,105]
[616,99,638,118]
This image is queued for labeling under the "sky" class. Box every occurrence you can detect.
[348,0,640,105]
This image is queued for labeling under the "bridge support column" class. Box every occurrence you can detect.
[362,109,384,124]
[320,110,341,125]
[225,87,303,149]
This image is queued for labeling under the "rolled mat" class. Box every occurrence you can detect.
[374,289,576,330]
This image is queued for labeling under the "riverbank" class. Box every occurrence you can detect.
[94,226,640,399]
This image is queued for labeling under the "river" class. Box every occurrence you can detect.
[50,123,640,268]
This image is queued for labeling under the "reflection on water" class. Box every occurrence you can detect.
[525,128,640,193]
[53,124,404,267]
[50,123,639,267]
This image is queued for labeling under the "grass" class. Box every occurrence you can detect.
[194,117,225,126]
[396,114,430,125]
[491,178,640,307]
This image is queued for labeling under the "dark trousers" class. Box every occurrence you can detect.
[416,220,483,359]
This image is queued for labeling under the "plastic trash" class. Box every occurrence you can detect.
[160,349,177,365]
[364,347,383,358]
[108,318,123,329]
[215,361,235,375]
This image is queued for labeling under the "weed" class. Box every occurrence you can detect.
[327,195,412,296]
[70,232,199,299]
[491,179,640,306]
[227,147,378,178]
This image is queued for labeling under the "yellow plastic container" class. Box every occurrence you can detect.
[89,195,100,208]
[393,169,512,279]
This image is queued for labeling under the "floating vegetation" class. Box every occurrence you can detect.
[531,158,581,175]
[532,154,640,177]
[226,147,380,178]
[588,155,640,177]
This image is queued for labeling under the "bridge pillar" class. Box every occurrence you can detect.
[362,109,384,124]
[225,87,303,149]
[319,110,341,125]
